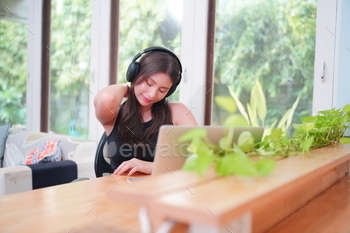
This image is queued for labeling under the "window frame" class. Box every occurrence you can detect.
[312,0,350,113]
[26,0,43,132]
[25,0,350,139]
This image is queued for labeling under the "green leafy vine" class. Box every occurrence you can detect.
[178,81,350,177]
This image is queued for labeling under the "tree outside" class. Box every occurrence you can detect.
[0,19,27,126]
[1,0,317,135]
[49,0,92,137]
[213,0,317,129]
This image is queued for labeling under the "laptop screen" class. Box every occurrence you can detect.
[152,125,264,176]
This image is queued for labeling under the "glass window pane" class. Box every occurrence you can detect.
[0,19,27,127]
[118,0,183,101]
[213,0,316,132]
[50,0,92,137]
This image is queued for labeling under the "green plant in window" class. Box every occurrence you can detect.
[259,104,350,158]
[215,80,300,136]
[180,79,350,177]
[293,105,350,148]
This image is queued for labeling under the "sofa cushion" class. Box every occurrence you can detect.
[21,139,62,165]
[3,131,88,166]
[27,160,77,189]
[0,124,10,167]
[3,143,25,167]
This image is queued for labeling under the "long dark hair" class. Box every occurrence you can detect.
[117,50,181,146]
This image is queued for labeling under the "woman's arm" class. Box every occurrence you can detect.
[94,84,129,134]
[169,102,198,126]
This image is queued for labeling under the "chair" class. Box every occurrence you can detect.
[94,132,114,177]
[72,133,113,182]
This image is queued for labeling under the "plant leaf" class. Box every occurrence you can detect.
[214,96,237,113]
[247,103,258,126]
[251,80,266,123]
[301,136,314,152]
[237,131,255,152]
[215,154,235,176]
[301,122,315,132]
[218,128,235,150]
[195,149,214,175]
[228,86,251,125]
[223,114,249,126]
[182,154,198,171]
[255,159,276,176]
[182,145,214,176]
[285,96,300,130]
[178,128,207,142]
[219,136,232,150]
[277,96,300,133]
[270,128,283,139]
[339,137,350,144]
[342,104,350,112]
[230,155,257,176]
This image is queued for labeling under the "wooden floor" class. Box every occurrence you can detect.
[266,174,350,233]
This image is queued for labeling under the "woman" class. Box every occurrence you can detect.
[94,47,198,176]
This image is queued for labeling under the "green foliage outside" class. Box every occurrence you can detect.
[0,0,182,132]
[118,0,182,101]
[1,0,317,136]
[48,0,92,137]
[0,20,27,125]
[213,0,317,127]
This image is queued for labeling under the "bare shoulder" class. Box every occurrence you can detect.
[168,102,189,111]
[168,102,198,126]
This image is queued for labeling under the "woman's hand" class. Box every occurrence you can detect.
[113,158,153,176]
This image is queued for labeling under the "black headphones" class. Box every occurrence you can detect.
[126,46,182,97]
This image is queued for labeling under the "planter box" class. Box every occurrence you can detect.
[111,143,350,233]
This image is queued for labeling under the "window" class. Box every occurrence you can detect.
[0,2,27,127]
[49,0,92,137]
[212,0,317,129]
[6,0,348,139]
[118,0,183,101]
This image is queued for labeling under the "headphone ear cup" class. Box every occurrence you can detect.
[126,62,140,82]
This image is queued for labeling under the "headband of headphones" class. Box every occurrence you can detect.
[126,46,182,97]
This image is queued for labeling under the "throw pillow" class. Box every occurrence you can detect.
[0,123,11,167]
[3,143,25,167]
[23,139,62,165]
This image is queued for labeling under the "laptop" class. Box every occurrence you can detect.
[151,125,264,177]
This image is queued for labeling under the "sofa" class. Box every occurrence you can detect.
[0,124,97,196]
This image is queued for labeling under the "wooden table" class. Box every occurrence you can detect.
[1,143,350,233]
[0,175,143,233]
[111,143,350,233]
[266,174,350,233]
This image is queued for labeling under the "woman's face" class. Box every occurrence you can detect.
[134,73,173,107]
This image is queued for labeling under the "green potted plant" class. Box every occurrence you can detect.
[178,80,350,177]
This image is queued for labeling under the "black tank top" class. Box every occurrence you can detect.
[106,107,159,170]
